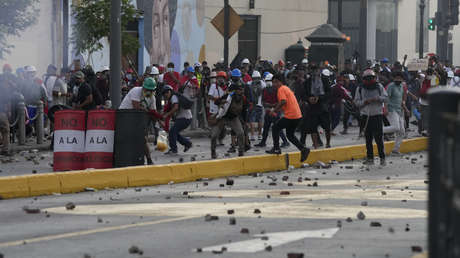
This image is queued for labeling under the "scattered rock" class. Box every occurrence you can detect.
[265,245,273,251]
[22,206,40,214]
[405,224,410,232]
[268,182,277,186]
[266,195,271,199]
[357,211,366,220]
[287,253,304,258]
[337,220,342,228]
[297,177,303,182]
[346,217,353,223]
[261,236,269,240]
[203,182,209,186]
[182,191,189,195]
[227,210,235,215]
[128,245,143,254]
[97,217,103,223]
[282,176,289,181]
[190,157,196,162]
[345,165,354,169]
[65,202,76,210]
[312,182,318,187]
[32,170,37,174]
[304,177,311,181]
[361,201,368,206]
[83,254,92,258]
[370,221,382,227]
[229,217,236,225]
[219,184,225,187]
[240,228,249,234]
[254,209,261,214]
[226,179,234,186]
[381,191,387,196]
[204,214,219,222]
[280,191,290,195]
[386,176,391,180]
[401,200,407,202]
[134,188,142,192]
[388,227,395,233]
[411,246,423,253]
[313,161,331,169]
[179,158,184,163]
[287,183,293,186]
[196,248,202,253]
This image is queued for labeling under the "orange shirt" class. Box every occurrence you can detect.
[277,85,302,119]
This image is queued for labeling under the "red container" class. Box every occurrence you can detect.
[53,110,86,171]
[84,110,116,169]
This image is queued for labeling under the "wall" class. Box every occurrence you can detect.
[0,1,54,76]
[204,0,328,66]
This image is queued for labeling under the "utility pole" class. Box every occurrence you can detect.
[437,0,449,62]
[338,0,343,31]
[63,0,69,68]
[419,0,425,59]
[224,0,230,68]
[110,0,122,109]
[359,0,368,68]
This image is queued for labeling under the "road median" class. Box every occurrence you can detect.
[0,137,428,200]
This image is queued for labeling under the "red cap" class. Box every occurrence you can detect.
[126,68,133,73]
[278,60,285,66]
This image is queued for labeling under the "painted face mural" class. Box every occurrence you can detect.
[152,0,170,65]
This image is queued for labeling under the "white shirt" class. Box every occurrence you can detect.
[450,76,460,87]
[171,94,192,119]
[247,80,266,106]
[43,75,58,102]
[208,84,226,114]
[119,87,156,110]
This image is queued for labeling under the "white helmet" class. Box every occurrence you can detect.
[252,71,261,78]
[301,58,309,65]
[322,69,331,77]
[264,73,274,81]
[348,74,356,81]
[242,58,250,65]
[101,65,110,72]
[24,65,37,72]
[194,62,201,67]
[448,70,454,78]
[150,66,160,75]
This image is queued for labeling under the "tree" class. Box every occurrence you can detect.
[0,0,39,59]
[72,0,139,59]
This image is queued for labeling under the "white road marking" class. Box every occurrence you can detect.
[200,227,340,253]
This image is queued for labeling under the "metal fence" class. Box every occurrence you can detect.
[428,87,460,258]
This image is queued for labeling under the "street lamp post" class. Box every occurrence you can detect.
[419,0,425,59]
[110,0,122,109]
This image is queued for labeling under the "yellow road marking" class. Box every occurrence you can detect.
[0,216,197,248]
[44,202,427,219]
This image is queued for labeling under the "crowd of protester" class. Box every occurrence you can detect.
[0,54,454,166]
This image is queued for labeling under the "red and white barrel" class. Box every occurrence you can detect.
[53,110,86,171]
[84,110,116,169]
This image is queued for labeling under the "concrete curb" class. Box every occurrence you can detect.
[0,137,428,200]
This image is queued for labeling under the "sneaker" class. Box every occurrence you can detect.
[184,143,192,153]
[245,145,251,152]
[211,151,217,159]
[363,159,374,165]
[300,148,310,162]
[391,150,401,156]
[380,159,387,166]
[280,142,290,149]
[266,148,282,155]
[254,142,266,148]
[146,158,154,165]
[258,135,263,140]
[164,150,178,155]
[238,151,244,157]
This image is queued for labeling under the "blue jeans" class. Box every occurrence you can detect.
[169,118,192,152]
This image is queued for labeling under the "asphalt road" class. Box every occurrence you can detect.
[0,152,428,258]
[0,125,422,177]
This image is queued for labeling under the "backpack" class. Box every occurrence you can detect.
[91,84,104,106]
[174,93,193,109]
[227,94,244,117]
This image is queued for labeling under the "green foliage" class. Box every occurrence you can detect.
[0,0,39,59]
[72,0,139,57]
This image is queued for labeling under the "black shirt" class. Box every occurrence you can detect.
[75,82,95,110]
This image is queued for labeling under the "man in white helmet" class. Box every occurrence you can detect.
[247,70,265,141]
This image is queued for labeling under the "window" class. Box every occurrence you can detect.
[238,15,260,63]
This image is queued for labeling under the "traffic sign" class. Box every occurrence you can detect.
[211,6,244,38]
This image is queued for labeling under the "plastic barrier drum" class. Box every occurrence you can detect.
[84,110,116,169]
[53,110,86,171]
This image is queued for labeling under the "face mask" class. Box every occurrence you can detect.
[211,78,216,84]
[232,78,239,83]
[253,78,261,84]
[167,68,174,72]
[394,81,402,85]
[143,90,153,98]
[266,81,273,87]
[126,74,132,81]
[363,79,376,86]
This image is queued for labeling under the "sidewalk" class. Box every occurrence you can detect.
[0,124,422,178]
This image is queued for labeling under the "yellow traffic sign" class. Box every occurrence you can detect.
[211,6,244,38]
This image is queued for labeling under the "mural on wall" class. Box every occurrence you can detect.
[138,0,205,70]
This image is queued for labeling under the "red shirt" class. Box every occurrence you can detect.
[242,73,252,84]
[163,71,181,92]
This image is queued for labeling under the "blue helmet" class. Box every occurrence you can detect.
[187,66,195,73]
[381,58,389,64]
[231,68,241,78]
[263,71,269,78]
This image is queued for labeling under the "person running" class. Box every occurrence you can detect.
[330,75,352,135]
[354,69,388,166]
[162,85,193,155]
[254,73,289,148]
[265,74,310,163]
[383,71,407,155]
[208,71,228,146]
